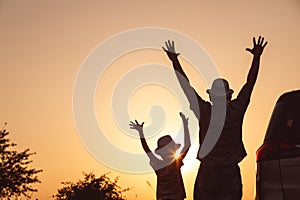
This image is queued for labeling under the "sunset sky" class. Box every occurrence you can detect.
[1,1,300,199]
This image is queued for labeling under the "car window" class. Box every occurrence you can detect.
[279,107,300,145]
[265,90,300,145]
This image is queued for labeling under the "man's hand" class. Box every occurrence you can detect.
[129,120,144,133]
[179,112,189,125]
[246,36,268,56]
[162,40,180,61]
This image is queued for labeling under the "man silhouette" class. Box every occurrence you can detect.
[163,36,267,200]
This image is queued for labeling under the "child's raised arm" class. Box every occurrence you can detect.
[178,112,191,161]
[129,120,158,161]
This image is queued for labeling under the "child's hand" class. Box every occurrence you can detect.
[129,120,144,132]
[179,112,189,125]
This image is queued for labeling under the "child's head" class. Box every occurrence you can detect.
[154,135,181,159]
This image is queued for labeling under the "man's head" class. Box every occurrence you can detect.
[207,78,234,105]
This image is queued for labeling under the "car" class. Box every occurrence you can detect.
[256,90,300,200]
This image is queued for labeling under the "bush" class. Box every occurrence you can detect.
[53,172,130,200]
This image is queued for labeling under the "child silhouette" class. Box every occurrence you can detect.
[130,112,191,200]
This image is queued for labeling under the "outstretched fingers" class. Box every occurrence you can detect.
[258,36,262,45]
[260,36,267,48]
[258,36,268,49]
[260,37,264,45]
[253,37,257,46]
[163,40,175,51]
[167,40,172,48]
[247,36,268,55]
[256,36,268,47]
[179,112,185,118]
[179,112,189,123]
[262,41,268,48]
[129,121,135,128]
[165,41,169,50]
[132,120,144,127]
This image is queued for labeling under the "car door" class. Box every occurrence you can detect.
[280,150,300,200]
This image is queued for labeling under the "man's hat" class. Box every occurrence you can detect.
[155,135,181,154]
[206,78,234,96]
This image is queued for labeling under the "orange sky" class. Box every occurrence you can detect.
[0,1,300,199]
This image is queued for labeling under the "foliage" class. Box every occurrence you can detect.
[0,128,42,199]
[53,172,130,200]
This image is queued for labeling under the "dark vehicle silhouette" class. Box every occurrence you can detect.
[256,90,300,200]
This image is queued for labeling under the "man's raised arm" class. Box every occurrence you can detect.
[162,40,189,82]
[163,40,206,119]
[242,36,268,95]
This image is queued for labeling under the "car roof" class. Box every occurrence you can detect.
[277,90,300,104]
